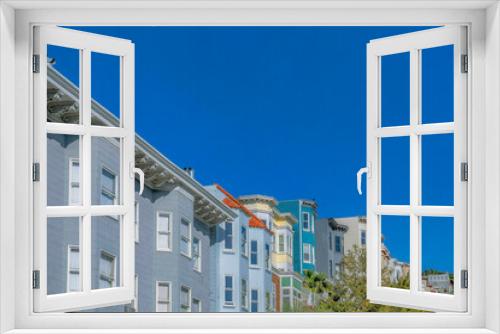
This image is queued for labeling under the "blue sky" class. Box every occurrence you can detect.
[51,26,454,273]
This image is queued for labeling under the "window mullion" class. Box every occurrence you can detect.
[409,49,421,294]
[81,48,92,293]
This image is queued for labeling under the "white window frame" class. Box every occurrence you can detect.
[250,239,259,266]
[224,221,233,251]
[156,211,172,252]
[303,243,312,263]
[68,158,80,205]
[66,245,80,292]
[155,281,171,313]
[3,3,497,333]
[192,298,202,313]
[31,25,135,312]
[98,250,116,289]
[133,274,138,312]
[100,166,118,206]
[180,217,192,258]
[192,237,201,272]
[366,26,467,312]
[223,275,234,307]
[241,279,248,310]
[180,285,191,312]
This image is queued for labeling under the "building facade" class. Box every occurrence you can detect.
[315,218,348,282]
[46,66,236,313]
[335,216,367,254]
[276,200,318,275]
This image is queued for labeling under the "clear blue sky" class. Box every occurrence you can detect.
[52,26,454,273]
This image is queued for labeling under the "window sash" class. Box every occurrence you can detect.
[33,25,136,312]
[180,218,192,257]
[224,275,233,305]
[156,281,171,312]
[156,212,172,251]
[366,25,468,312]
[224,221,233,250]
[250,240,258,265]
[180,286,191,312]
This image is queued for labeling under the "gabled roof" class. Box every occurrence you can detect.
[47,65,236,225]
[215,184,273,234]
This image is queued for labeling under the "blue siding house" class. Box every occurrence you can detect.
[276,200,318,275]
[46,66,236,312]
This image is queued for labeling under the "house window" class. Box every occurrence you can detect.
[99,251,116,289]
[180,218,192,257]
[250,240,258,266]
[328,260,333,279]
[100,167,117,205]
[329,232,333,251]
[288,235,293,256]
[156,281,171,312]
[67,245,80,292]
[224,221,233,250]
[335,235,342,253]
[303,243,311,263]
[278,234,285,253]
[251,289,259,312]
[302,212,310,231]
[265,243,271,270]
[360,230,366,246]
[180,286,191,312]
[241,279,248,310]
[335,264,341,281]
[192,298,201,312]
[68,158,80,205]
[192,237,201,272]
[240,226,248,256]
[156,212,172,251]
[224,275,233,306]
[134,201,139,243]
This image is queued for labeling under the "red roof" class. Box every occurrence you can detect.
[215,184,272,234]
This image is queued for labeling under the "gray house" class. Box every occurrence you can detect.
[46,66,236,312]
[315,218,348,282]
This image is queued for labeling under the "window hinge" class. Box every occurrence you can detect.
[461,162,468,182]
[32,54,40,73]
[32,270,40,289]
[461,269,468,289]
[461,54,468,73]
[33,162,40,182]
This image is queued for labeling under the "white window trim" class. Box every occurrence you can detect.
[180,285,192,312]
[100,165,118,206]
[66,245,80,293]
[98,250,117,289]
[240,278,248,310]
[192,298,202,313]
[67,158,80,206]
[155,281,171,313]
[3,3,496,334]
[223,275,234,307]
[133,274,138,312]
[180,217,192,258]
[192,237,201,273]
[303,243,312,264]
[156,211,172,252]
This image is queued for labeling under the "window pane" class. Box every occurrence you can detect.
[91,216,121,289]
[91,52,121,125]
[91,137,121,205]
[420,217,454,295]
[381,136,410,205]
[380,215,410,290]
[421,45,454,124]
[47,45,80,124]
[47,134,81,206]
[421,134,454,206]
[224,222,233,249]
[381,52,410,127]
[47,217,80,295]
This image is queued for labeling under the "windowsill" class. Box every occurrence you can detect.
[156,248,172,252]
[223,249,235,254]
[181,252,192,260]
[249,265,260,269]
[223,303,236,308]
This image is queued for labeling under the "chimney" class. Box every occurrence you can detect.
[183,167,195,178]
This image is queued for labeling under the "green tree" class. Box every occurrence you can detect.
[312,245,420,312]
[302,270,332,307]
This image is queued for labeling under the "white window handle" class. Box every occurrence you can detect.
[357,164,371,195]
[134,167,145,196]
